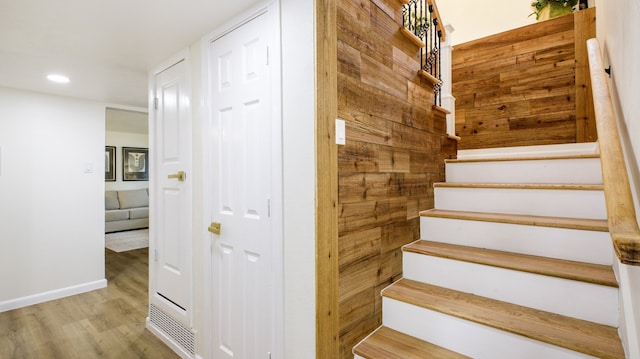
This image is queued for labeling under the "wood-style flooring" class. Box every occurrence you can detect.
[0,248,179,359]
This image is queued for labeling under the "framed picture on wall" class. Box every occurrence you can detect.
[105,146,116,182]
[122,147,149,181]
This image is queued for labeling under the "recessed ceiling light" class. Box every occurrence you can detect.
[47,74,70,84]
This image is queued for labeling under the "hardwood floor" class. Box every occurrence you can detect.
[0,248,179,358]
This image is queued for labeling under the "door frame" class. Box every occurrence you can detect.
[201,2,284,358]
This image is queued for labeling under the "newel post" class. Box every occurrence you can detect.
[440,23,456,136]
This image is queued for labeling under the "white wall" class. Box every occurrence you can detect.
[105,131,149,191]
[437,0,592,45]
[281,0,316,357]
[595,0,640,357]
[596,0,640,212]
[437,0,536,45]
[0,87,106,309]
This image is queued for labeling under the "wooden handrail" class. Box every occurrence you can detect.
[587,38,640,266]
[427,0,446,42]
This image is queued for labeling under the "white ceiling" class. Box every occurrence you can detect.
[0,0,262,108]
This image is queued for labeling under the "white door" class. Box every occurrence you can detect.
[151,58,192,322]
[208,12,274,359]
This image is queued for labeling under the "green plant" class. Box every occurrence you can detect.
[530,0,578,20]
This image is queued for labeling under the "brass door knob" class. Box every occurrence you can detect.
[208,222,221,234]
[168,171,186,181]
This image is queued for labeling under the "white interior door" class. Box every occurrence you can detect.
[151,58,192,323]
[208,12,275,359]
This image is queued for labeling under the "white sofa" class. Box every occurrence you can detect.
[105,188,149,233]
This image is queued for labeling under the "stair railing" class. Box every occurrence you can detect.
[402,0,446,106]
[587,38,640,266]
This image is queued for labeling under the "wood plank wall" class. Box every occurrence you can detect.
[452,8,596,149]
[336,0,457,357]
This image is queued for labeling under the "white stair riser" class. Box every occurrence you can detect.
[420,216,614,265]
[354,355,365,359]
[456,143,599,160]
[446,158,602,185]
[382,298,598,359]
[434,187,606,220]
[403,253,618,326]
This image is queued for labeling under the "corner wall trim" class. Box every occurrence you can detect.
[0,279,107,313]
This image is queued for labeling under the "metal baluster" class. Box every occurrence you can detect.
[403,0,444,106]
[437,29,442,106]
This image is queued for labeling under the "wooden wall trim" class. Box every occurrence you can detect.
[316,0,340,357]
[574,8,597,142]
[587,39,640,266]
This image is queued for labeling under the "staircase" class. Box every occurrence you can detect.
[353,143,626,359]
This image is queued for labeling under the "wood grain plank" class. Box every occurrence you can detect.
[342,113,393,146]
[339,0,371,27]
[340,172,391,203]
[381,218,420,253]
[433,182,603,191]
[339,249,402,301]
[384,279,625,359]
[378,146,411,173]
[575,8,597,142]
[420,208,609,231]
[316,0,340,357]
[339,198,408,235]
[404,240,618,287]
[354,326,470,359]
[339,287,377,332]
[339,141,380,173]
[453,14,574,55]
[362,53,408,100]
[445,153,600,163]
[452,13,586,149]
[339,39,363,80]
[339,227,382,270]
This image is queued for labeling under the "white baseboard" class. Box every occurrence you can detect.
[0,279,107,313]
[614,261,640,359]
[146,318,196,359]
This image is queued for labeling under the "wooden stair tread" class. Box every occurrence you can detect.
[400,27,425,48]
[446,153,600,163]
[433,182,604,191]
[420,209,609,232]
[383,279,625,359]
[404,240,618,287]
[354,326,470,359]
[419,69,441,86]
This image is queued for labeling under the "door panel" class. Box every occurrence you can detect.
[152,59,192,317]
[209,12,273,359]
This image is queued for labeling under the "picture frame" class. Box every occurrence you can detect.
[105,146,116,182]
[122,147,149,181]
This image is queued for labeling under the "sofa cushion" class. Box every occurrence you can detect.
[118,189,149,209]
[106,209,129,222]
[129,207,149,219]
[105,191,120,210]
[106,218,148,233]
